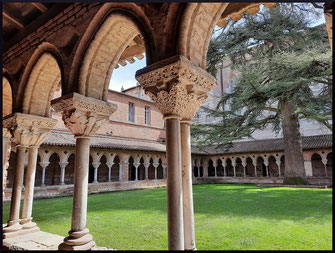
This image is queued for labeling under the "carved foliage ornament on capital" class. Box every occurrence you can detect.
[135,55,215,120]
[3,113,57,147]
[51,92,117,137]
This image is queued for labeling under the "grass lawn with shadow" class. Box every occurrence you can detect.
[2,184,332,250]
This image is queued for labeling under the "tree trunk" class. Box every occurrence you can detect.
[281,99,307,184]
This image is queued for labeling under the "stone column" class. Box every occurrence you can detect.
[321,156,328,177]
[92,162,100,184]
[275,157,282,177]
[136,55,215,250]
[195,159,200,178]
[119,154,129,181]
[264,157,269,177]
[252,157,257,177]
[232,162,236,177]
[202,159,209,178]
[40,162,49,187]
[134,162,140,181]
[153,157,160,180]
[223,158,227,177]
[144,158,150,180]
[3,113,57,238]
[52,92,117,250]
[163,163,167,179]
[60,162,69,185]
[3,145,26,237]
[213,160,218,178]
[180,120,196,250]
[242,159,247,177]
[106,163,113,182]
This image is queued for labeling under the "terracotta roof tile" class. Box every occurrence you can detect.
[42,131,332,155]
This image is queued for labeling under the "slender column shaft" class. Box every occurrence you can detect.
[154,166,157,179]
[181,122,196,250]
[233,164,236,177]
[223,166,226,177]
[60,163,68,185]
[21,146,38,227]
[266,166,269,177]
[322,159,328,177]
[243,164,246,177]
[8,146,26,226]
[145,164,149,180]
[253,160,257,177]
[93,164,99,183]
[214,165,217,177]
[135,164,139,181]
[163,164,167,179]
[278,162,281,176]
[41,166,46,186]
[107,164,112,182]
[166,117,184,250]
[72,137,90,232]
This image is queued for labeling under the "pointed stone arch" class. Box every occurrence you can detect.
[71,5,154,101]
[2,76,12,118]
[21,43,64,117]
[178,3,229,68]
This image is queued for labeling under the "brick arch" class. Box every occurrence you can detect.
[2,76,12,118]
[71,5,154,101]
[177,3,229,69]
[21,43,64,117]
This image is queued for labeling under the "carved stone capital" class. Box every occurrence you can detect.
[3,128,12,138]
[3,113,57,147]
[51,93,117,137]
[136,55,215,119]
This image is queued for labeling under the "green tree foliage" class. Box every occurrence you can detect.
[192,3,332,151]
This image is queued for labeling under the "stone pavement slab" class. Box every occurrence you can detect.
[3,230,64,250]
[2,229,115,251]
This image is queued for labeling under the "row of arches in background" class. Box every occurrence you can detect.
[194,152,332,178]
[6,151,165,188]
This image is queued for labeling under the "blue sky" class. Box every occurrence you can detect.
[109,5,326,92]
[109,54,146,91]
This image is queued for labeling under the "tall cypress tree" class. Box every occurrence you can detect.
[192,3,332,184]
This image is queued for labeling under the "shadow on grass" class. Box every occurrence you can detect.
[2,184,332,224]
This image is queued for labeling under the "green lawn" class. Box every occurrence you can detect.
[2,184,332,250]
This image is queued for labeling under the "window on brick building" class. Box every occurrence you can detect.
[129,103,135,122]
[145,106,150,125]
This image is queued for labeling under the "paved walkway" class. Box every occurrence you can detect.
[2,230,113,250]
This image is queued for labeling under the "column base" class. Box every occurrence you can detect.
[3,224,39,239]
[3,220,22,234]
[20,217,38,229]
[59,228,96,251]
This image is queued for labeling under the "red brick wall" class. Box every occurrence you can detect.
[50,89,166,141]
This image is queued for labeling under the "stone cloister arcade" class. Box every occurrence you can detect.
[2,2,332,251]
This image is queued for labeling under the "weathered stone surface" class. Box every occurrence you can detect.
[3,230,64,250]
[3,113,57,147]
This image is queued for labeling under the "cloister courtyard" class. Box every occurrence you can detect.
[2,184,332,250]
[2,2,332,250]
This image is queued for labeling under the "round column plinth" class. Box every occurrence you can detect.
[20,217,37,229]
[59,228,96,250]
[3,220,22,233]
